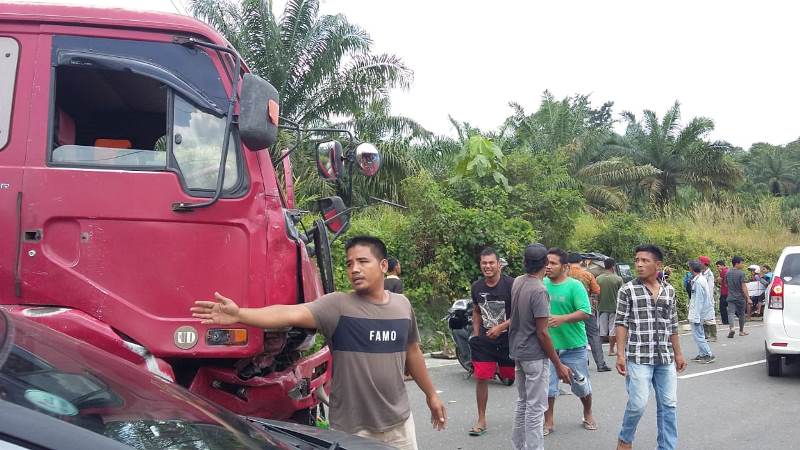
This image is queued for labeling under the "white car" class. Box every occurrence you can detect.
[764,246,800,376]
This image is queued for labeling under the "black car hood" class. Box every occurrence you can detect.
[248,417,398,450]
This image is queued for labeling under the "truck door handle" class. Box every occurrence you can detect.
[24,230,42,242]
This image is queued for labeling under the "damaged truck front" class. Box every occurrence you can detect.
[0,4,376,423]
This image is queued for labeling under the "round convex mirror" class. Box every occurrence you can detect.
[355,143,381,177]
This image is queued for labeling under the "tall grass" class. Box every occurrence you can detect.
[658,198,796,262]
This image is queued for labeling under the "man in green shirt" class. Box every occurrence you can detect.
[596,258,624,356]
[543,248,596,435]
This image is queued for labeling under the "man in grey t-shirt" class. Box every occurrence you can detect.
[726,255,750,338]
[509,243,572,450]
[192,236,446,450]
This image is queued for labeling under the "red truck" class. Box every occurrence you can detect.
[0,3,377,423]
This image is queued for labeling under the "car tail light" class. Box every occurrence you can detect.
[769,277,784,310]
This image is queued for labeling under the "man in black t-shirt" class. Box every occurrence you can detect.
[468,247,515,437]
[384,256,404,294]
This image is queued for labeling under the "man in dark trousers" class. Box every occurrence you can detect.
[725,256,750,338]
[468,247,515,437]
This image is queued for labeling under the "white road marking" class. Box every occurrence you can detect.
[678,360,765,379]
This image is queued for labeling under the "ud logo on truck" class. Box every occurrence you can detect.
[174,326,198,350]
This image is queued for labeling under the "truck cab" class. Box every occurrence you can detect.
[0,4,350,421]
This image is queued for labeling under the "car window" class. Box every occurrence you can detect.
[779,254,800,285]
[172,94,239,191]
[0,37,19,150]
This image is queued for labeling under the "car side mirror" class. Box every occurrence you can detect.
[239,73,279,150]
[316,141,344,180]
[318,196,350,235]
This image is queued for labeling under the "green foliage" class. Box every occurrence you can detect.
[505,150,585,247]
[450,135,509,190]
[620,102,744,206]
[190,0,411,125]
[577,213,645,262]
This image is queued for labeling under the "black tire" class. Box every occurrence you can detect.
[767,350,783,377]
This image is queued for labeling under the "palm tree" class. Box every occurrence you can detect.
[189,0,412,125]
[332,97,431,143]
[621,101,743,205]
[747,145,799,196]
[503,93,660,210]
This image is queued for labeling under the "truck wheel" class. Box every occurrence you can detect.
[767,350,783,377]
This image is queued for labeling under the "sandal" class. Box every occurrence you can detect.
[739,331,750,336]
[582,418,598,431]
[543,427,554,436]
[468,426,486,436]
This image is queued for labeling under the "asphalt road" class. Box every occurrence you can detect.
[408,321,800,449]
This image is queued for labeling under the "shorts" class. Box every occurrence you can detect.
[469,334,515,381]
[548,346,591,398]
[598,312,616,336]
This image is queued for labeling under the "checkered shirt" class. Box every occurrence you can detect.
[615,278,679,365]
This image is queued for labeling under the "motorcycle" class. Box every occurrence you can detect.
[444,298,513,385]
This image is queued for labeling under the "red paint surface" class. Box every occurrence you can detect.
[0,4,331,420]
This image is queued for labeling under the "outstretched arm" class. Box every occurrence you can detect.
[191,292,317,329]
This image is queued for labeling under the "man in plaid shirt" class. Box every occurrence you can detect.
[614,244,687,450]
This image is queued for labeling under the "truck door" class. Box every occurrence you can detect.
[0,33,31,302]
[17,34,265,358]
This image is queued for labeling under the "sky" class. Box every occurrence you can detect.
[18,0,800,149]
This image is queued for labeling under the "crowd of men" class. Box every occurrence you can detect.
[467,245,680,450]
[190,235,761,450]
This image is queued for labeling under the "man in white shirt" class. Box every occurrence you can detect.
[697,256,717,342]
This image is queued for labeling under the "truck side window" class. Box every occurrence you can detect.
[51,66,168,169]
[0,37,20,150]
[172,94,239,191]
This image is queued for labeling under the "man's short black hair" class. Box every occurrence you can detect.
[604,258,616,270]
[634,244,663,262]
[547,248,569,265]
[525,258,546,274]
[345,236,387,261]
[480,247,499,260]
[732,255,743,265]
[689,260,702,273]
[387,256,399,272]
[567,252,583,264]
[716,260,726,266]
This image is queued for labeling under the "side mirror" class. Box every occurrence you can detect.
[318,196,350,235]
[355,143,381,177]
[239,73,279,150]
[316,141,344,180]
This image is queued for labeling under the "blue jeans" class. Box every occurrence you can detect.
[619,362,677,450]
[548,347,591,398]
[691,322,712,357]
